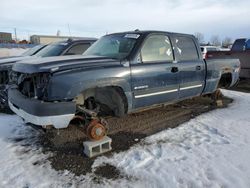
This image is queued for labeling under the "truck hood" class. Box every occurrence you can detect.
[0,56,34,69]
[12,55,120,74]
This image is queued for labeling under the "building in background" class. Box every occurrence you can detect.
[0,32,12,43]
[30,35,87,44]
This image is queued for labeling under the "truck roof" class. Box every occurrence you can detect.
[52,38,97,45]
[106,30,195,38]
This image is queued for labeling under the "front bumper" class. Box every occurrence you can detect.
[8,88,76,128]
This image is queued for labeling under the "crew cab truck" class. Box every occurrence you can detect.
[0,38,96,108]
[8,31,240,136]
[206,38,250,79]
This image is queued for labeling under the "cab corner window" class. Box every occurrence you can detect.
[141,35,173,63]
[173,36,199,61]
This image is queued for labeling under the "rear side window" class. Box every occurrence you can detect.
[66,43,91,55]
[173,36,199,61]
[141,34,173,63]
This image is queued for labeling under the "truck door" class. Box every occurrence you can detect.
[130,34,179,109]
[171,36,205,99]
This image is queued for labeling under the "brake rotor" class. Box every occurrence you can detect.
[86,119,106,141]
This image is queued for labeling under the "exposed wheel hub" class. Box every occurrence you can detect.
[86,119,106,141]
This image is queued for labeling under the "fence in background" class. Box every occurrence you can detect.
[0,43,37,48]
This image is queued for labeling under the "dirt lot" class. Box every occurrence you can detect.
[36,94,233,180]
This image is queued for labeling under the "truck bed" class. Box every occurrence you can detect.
[207,50,250,79]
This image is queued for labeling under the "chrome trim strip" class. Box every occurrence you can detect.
[180,84,203,91]
[134,89,178,98]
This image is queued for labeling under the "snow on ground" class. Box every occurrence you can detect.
[1,90,250,188]
[0,48,27,57]
[0,115,85,188]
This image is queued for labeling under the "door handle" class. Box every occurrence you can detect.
[171,67,179,73]
[196,66,201,71]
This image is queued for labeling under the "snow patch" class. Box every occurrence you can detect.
[93,90,250,187]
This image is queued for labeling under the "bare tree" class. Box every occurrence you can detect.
[194,32,205,44]
[210,35,221,46]
[222,37,233,47]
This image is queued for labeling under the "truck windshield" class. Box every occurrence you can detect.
[34,43,67,57]
[83,34,138,59]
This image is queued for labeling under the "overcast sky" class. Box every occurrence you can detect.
[1,0,249,42]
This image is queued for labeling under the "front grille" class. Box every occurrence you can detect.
[11,71,50,100]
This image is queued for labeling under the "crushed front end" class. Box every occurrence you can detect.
[8,71,76,128]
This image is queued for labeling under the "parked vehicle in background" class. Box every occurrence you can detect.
[206,38,250,79]
[219,47,230,51]
[32,38,97,57]
[20,44,47,56]
[8,30,240,135]
[200,46,220,59]
[0,44,46,60]
[0,38,97,108]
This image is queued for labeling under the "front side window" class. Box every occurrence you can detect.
[173,36,199,61]
[141,35,173,63]
[83,34,138,59]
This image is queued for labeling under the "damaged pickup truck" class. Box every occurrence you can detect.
[8,31,240,140]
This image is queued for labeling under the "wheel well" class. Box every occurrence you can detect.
[218,73,232,88]
[74,86,128,117]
